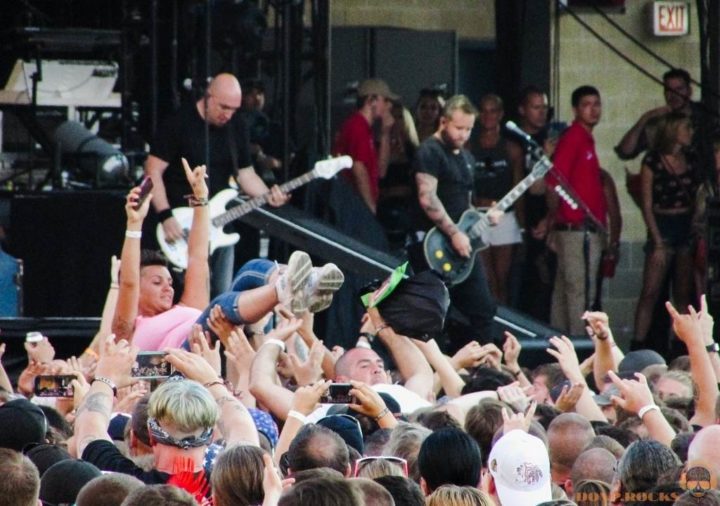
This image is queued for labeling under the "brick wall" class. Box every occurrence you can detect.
[554,1,700,345]
[331,0,495,40]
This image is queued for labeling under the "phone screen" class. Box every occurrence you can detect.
[34,375,75,398]
[321,383,356,404]
[132,352,172,379]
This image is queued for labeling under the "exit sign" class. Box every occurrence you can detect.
[653,2,690,36]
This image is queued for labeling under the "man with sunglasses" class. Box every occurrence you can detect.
[75,336,259,486]
[145,73,289,296]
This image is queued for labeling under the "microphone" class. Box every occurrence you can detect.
[504,121,540,149]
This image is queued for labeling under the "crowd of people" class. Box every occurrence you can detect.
[1,68,720,506]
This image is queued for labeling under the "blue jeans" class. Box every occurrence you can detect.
[194,259,277,341]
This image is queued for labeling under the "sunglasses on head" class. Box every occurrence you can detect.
[353,456,408,478]
[147,417,213,450]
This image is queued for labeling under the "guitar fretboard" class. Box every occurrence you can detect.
[212,170,317,227]
[467,157,552,240]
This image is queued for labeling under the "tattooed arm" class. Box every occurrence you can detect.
[208,385,260,447]
[416,172,471,258]
[75,382,115,457]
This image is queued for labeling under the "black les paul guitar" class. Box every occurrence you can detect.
[423,155,553,286]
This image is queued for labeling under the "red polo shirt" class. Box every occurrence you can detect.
[547,121,607,226]
[333,111,379,203]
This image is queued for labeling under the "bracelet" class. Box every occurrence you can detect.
[264,338,286,352]
[110,283,119,289]
[157,208,174,222]
[375,324,390,334]
[93,377,118,397]
[359,331,376,343]
[125,230,142,239]
[706,342,719,354]
[204,379,225,389]
[638,404,660,420]
[185,195,209,207]
[287,410,307,423]
[373,407,390,421]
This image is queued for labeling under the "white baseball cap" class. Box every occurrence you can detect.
[489,429,552,506]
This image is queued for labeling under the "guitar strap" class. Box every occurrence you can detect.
[227,125,239,175]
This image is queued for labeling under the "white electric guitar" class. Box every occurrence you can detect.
[157,155,353,269]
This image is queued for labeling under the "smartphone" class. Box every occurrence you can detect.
[25,331,44,343]
[34,375,75,398]
[321,383,356,404]
[133,176,154,210]
[132,352,173,379]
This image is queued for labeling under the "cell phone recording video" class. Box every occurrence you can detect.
[133,176,154,210]
[34,375,75,398]
[321,383,356,404]
[132,352,173,379]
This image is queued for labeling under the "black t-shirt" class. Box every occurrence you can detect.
[151,102,253,208]
[82,439,170,484]
[413,136,474,231]
[470,136,513,203]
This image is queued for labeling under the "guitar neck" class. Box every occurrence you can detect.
[212,170,316,227]
[468,158,551,239]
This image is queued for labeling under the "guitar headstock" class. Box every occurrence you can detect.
[529,154,552,179]
[314,156,353,179]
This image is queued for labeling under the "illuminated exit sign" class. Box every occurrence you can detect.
[653,2,690,36]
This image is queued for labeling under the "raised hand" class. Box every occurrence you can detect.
[224,327,256,372]
[189,324,222,376]
[349,380,392,420]
[502,332,522,370]
[665,301,703,345]
[125,185,152,223]
[287,340,324,386]
[96,334,139,388]
[554,382,585,413]
[450,341,486,370]
[501,400,537,434]
[607,370,654,415]
[582,310,612,341]
[182,157,208,200]
[206,305,236,347]
[164,348,219,386]
[25,336,55,364]
[290,380,330,415]
[546,335,583,383]
[497,381,530,413]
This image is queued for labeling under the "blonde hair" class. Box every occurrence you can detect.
[149,380,218,434]
[442,95,479,120]
[426,485,493,506]
[651,111,691,154]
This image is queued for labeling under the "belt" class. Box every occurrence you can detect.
[553,222,598,233]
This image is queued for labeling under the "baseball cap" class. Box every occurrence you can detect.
[489,430,552,506]
[358,78,399,101]
[40,459,102,506]
[24,443,71,477]
[618,350,666,376]
[0,398,47,451]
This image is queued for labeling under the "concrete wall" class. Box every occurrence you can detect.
[331,0,495,41]
[554,1,700,342]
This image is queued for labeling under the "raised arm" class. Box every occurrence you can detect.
[367,307,434,400]
[76,335,138,457]
[81,256,121,366]
[248,319,302,420]
[614,107,668,160]
[584,311,624,389]
[411,338,465,398]
[666,301,719,427]
[178,158,210,310]
[146,154,184,243]
[111,187,152,343]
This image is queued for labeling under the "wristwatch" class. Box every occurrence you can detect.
[706,342,719,354]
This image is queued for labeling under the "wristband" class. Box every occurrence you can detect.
[706,342,719,354]
[204,379,225,389]
[110,283,119,289]
[359,331,376,343]
[264,339,286,352]
[638,404,660,420]
[287,410,307,423]
[356,341,372,350]
[125,230,142,239]
[375,324,390,335]
[373,407,390,421]
[157,208,174,222]
[93,376,118,397]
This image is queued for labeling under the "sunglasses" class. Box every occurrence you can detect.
[353,456,408,478]
[147,417,213,450]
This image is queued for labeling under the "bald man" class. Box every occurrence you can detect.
[146,73,288,296]
[687,425,720,483]
[547,413,596,488]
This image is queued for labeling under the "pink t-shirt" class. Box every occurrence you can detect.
[132,305,202,351]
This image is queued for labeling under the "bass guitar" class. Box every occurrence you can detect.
[423,154,552,286]
[158,156,353,269]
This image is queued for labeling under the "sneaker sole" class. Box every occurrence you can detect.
[286,251,313,313]
[314,263,345,292]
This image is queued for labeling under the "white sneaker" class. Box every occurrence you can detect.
[275,251,313,313]
[305,263,345,313]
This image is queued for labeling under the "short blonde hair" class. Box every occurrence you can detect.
[442,95,479,120]
[149,380,218,435]
[426,485,493,506]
